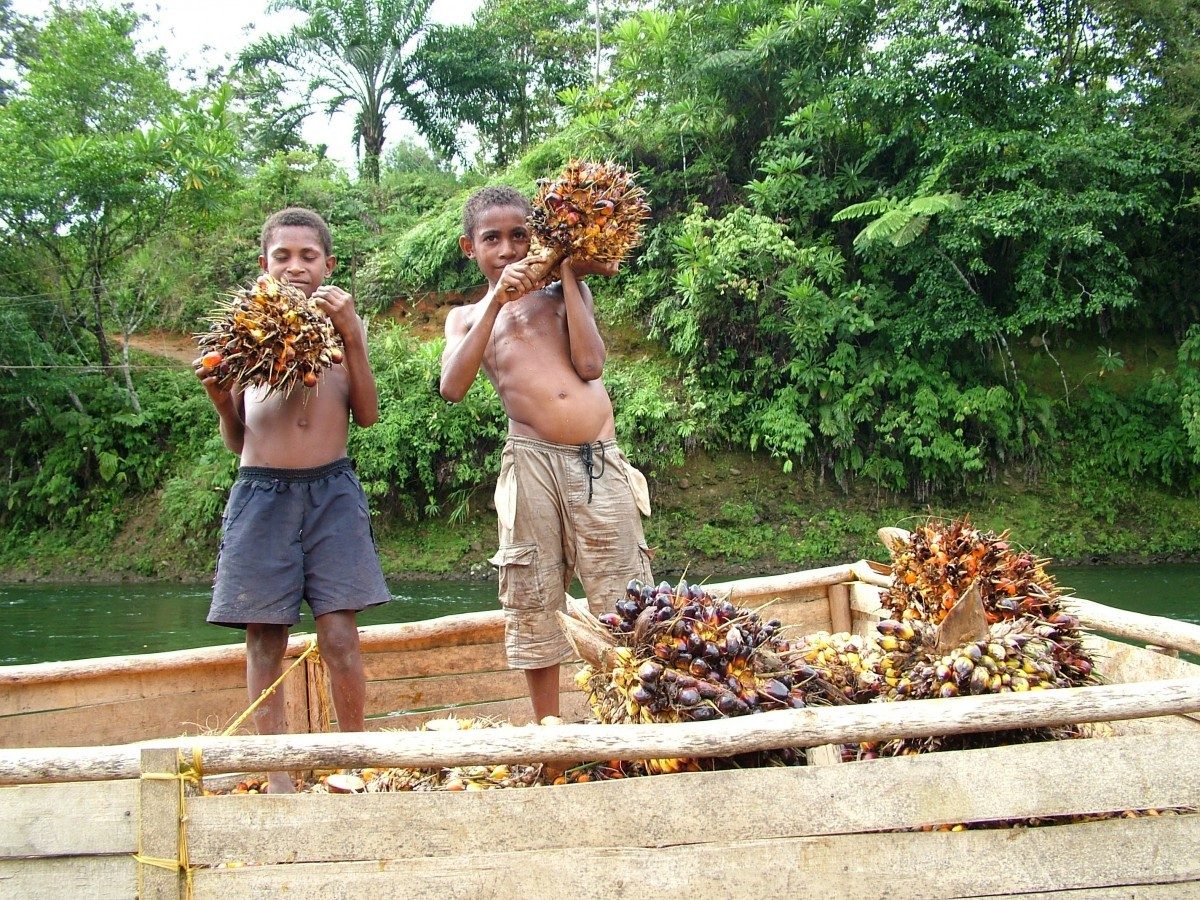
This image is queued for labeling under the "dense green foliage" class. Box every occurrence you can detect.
[1,0,1198,578]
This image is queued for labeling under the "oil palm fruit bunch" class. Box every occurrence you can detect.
[782,631,883,704]
[882,518,1062,626]
[894,617,1092,700]
[849,612,1100,758]
[869,617,933,700]
[525,159,650,284]
[580,578,824,770]
[576,580,811,777]
[194,273,344,398]
[585,578,809,723]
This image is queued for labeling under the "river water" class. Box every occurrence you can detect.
[0,564,1196,666]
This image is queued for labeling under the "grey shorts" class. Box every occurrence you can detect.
[208,458,391,629]
[488,436,654,669]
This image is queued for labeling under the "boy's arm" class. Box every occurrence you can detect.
[559,257,609,382]
[313,286,380,427]
[440,303,496,403]
[440,259,542,403]
[195,361,246,454]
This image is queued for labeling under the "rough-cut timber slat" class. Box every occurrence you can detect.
[362,642,508,682]
[138,748,183,900]
[0,659,246,719]
[0,856,135,900]
[183,731,1200,865]
[1,671,311,749]
[0,779,136,856]
[186,815,1200,900]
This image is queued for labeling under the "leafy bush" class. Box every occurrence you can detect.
[352,324,507,519]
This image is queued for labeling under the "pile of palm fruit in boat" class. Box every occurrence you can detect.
[194,273,343,397]
[845,517,1102,759]
[524,159,651,285]
[575,516,1102,768]
[274,516,1104,793]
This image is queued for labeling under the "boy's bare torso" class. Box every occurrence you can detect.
[237,365,352,468]
[464,283,616,446]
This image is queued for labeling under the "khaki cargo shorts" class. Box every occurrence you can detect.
[489,435,654,669]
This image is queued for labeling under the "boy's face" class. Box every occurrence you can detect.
[459,205,531,285]
[260,225,335,298]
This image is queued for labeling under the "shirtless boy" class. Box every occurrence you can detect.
[440,185,653,722]
[196,207,390,792]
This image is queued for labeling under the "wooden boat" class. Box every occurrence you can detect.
[2,561,1199,899]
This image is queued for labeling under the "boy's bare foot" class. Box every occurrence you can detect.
[266,772,296,794]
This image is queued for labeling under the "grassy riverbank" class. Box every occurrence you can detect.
[3,448,1199,585]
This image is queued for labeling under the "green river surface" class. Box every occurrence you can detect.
[0,564,1196,666]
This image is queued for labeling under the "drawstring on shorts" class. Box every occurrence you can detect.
[578,441,607,503]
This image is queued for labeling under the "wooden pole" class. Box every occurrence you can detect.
[702,564,856,599]
[827,583,852,634]
[5,677,1198,785]
[1065,596,1200,657]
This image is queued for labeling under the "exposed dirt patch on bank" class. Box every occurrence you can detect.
[122,331,199,365]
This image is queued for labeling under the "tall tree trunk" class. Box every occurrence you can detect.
[362,113,384,183]
[90,267,111,370]
[120,334,142,414]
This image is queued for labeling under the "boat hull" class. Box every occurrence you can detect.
[2,565,1198,898]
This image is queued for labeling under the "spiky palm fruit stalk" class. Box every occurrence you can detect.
[525,160,651,284]
[882,518,1062,626]
[194,274,344,398]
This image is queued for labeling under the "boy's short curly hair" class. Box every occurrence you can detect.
[462,186,532,238]
[261,207,333,257]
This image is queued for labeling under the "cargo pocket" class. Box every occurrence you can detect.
[493,447,518,534]
[618,451,652,517]
[488,542,542,611]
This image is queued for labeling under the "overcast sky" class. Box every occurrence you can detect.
[11,0,479,171]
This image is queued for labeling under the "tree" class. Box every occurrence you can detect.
[239,0,434,182]
[0,5,241,407]
[0,0,32,104]
[417,0,594,168]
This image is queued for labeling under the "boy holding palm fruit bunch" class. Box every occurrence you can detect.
[440,163,655,722]
[194,207,390,793]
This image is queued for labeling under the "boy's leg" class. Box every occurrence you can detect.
[491,438,575,721]
[524,665,561,722]
[315,609,366,732]
[245,623,295,794]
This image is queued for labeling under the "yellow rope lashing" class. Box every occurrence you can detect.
[306,650,333,734]
[134,747,203,898]
[222,638,322,736]
[133,644,329,898]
